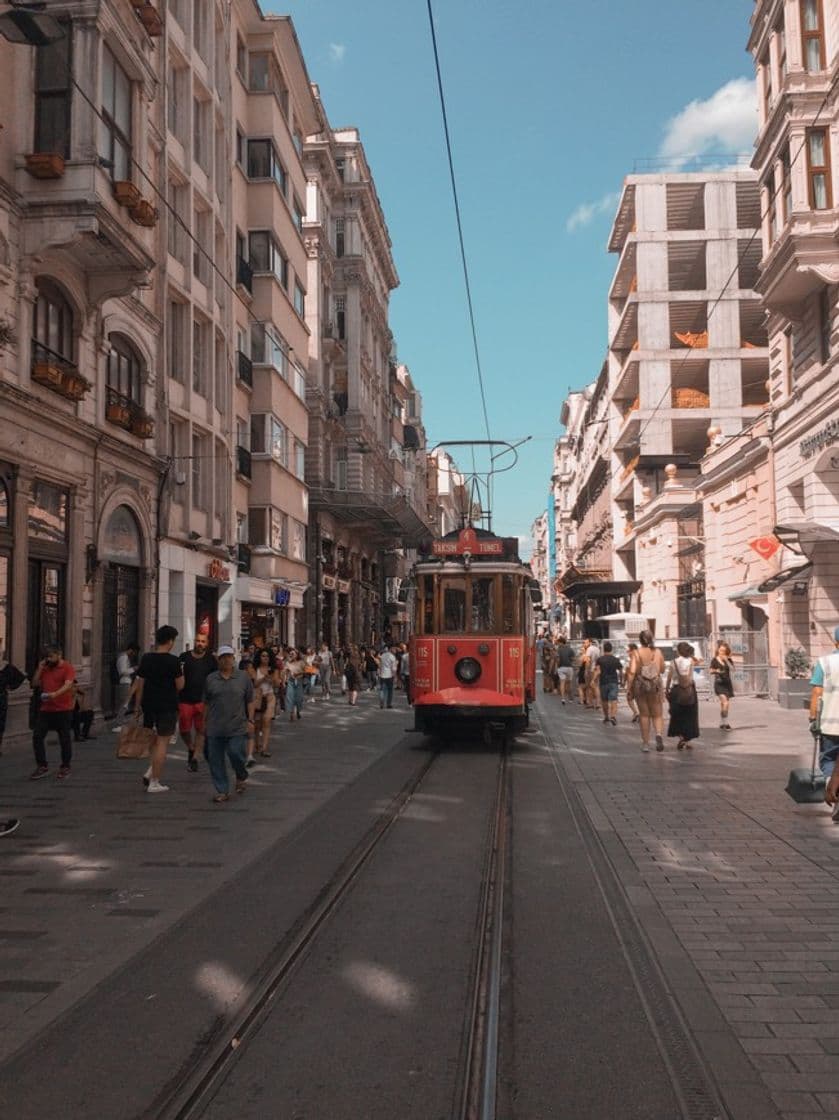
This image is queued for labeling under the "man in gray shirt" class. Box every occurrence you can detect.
[203,645,255,803]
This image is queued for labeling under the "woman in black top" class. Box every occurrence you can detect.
[710,641,735,730]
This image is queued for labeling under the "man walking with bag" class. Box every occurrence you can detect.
[203,645,255,804]
[812,627,839,820]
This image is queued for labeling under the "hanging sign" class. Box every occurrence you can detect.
[749,536,780,561]
[431,528,504,557]
[207,558,231,582]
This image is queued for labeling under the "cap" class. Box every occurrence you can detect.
[217,644,235,657]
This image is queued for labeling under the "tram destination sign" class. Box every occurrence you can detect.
[432,528,504,556]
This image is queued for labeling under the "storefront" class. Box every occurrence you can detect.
[99,504,143,713]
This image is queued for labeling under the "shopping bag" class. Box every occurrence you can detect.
[785,730,826,804]
[116,723,155,759]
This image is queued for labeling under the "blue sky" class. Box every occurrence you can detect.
[275,1,757,552]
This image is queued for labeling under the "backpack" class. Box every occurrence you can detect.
[637,654,660,694]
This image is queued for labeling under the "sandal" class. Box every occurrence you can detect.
[677,739,685,750]
[212,793,230,803]
[257,750,272,758]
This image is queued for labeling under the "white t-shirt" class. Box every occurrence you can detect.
[378,651,398,679]
[116,652,134,685]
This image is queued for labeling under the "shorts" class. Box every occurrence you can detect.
[143,709,178,736]
[600,681,619,703]
[556,667,574,682]
[178,702,205,735]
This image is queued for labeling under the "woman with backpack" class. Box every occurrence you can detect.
[666,642,700,750]
[625,630,665,752]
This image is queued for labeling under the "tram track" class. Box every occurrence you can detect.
[145,742,512,1120]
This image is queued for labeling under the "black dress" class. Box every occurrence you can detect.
[710,656,734,699]
[667,659,700,741]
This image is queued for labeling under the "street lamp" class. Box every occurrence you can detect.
[0,4,64,47]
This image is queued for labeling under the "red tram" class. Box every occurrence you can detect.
[408,527,539,743]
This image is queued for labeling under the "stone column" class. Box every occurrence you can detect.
[10,470,32,669]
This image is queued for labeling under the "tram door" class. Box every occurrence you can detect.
[101,564,140,714]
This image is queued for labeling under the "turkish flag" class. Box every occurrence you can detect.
[749,535,780,561]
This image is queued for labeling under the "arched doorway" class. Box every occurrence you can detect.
[100,505,143,714]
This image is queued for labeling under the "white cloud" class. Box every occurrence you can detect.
[328,42,346,63]
[566,191,621,234]
[658,77,757,169]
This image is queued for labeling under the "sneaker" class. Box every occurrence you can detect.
[246,758,256,769]
[561,699,566,705]
[641,744,650,753]
[29,766,49,781]
[142,765,152,788]
[720,722,726,730]
[610,718,617,726]
[724,723,732,730]
[602,716,609,724]
[56,766,71,780]
[235,778,247,794]
[655,735,664,752]
[147,779,169,794]
[0,819,20,837]
[187,757,198,773]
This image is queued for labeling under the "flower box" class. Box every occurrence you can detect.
[130,414,154,439]
[32,361,64,388]
[61,370,90,401]
[113,180,141,208]
[137,5,163,35]
[106,401,131,426]
[129,199,157,227]
[25,153,65,180]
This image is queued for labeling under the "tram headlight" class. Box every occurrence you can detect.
[455,656,482,684]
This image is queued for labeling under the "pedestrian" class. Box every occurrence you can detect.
[363,646,379,691]
[555,637,574,705]
[593,641,623,726]
[203,645,255,804]
[585,638,601,707]
[625,643,640,723]
[71,684,96,741]
[284,649,306,720]
[541,637,556,693]
[0,654,26,755]
[344,646,360,706]
[710,641,735,730]
[249,648,279,758]
[112,642,139,726]
[625,630,665,753]
[316,642,334,700]
[29,645,76,780]
[576,642,588,706]
[178,631,217,772]
[378,644,398,709]
[303,647,318,694]
[666,641,700,750]
[811,627,839,821]
[130,625,184,793]
[400,645,411,704]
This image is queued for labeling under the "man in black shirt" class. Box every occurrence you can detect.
[129,626,184,793]
[593,641,623,726]
[178,632,217,773]
[555,637,575,705]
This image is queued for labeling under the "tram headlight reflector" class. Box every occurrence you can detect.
[455,656,482,684]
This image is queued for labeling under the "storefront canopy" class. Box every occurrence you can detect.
[775,521,839,551]
[727,584,768,602]
[757,562,814,594]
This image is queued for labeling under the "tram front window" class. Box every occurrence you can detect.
[442,579,466,632]
[471,577,495,632]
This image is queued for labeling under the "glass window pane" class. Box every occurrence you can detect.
[0,554,7,658]
[807,38,822,70]
[250,414,265,454]
[249,232,269,271]
[102,49,115,112]
[470,576,495,632]
[810,131,826,165]
[442,579,466,633]
[114,138,130,181]
[270,418,285,461]
[115,65,131,134]
[247,139,270,178]
[28,482,67,544]
[804,0,819,31]
[0,482,8,528]
[502,575,516,634]
[814,173,828,209]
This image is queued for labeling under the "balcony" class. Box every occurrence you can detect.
[236,350,253,388]
[31,342,91,402]
[105,387,154,438]
[757,208,839,317]
[236,257,254,294]
[236,445,252,479]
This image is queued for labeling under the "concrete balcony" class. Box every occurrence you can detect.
[757,208,839,317]
[611,295,638,352]
[18,160,155,303]
[609,238,637,301]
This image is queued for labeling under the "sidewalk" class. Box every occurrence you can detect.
[537,690,839,1120]
[0,686,412,1064]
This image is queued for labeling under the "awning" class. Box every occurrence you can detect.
[727,585,768,602]
[775,521,839,551]
[563,580,641,602]
[758,562,814,594]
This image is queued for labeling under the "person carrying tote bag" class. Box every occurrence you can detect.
[666,642,700,751]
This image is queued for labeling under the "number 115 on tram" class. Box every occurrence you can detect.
[406,527,541,743]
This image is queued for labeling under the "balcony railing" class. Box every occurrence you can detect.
[236,445,252,479]
[236,256,253,293]
[31,341,91,402]
[105,386,154,438]
[236,350,253,388]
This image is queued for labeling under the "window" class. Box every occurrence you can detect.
[777,19,787,80]
[781,146,792,222]
[250,322,287,371]
[442,578,466,632]
[107,334,142,404]
[29,482,67,544]
[767,171,779,241]
[336,218,345,257]
[192,432,205,508]
[294,439,306,481]
[193,316,210,396]
[34,19,71,157]
[291,519,306,561]
[761,51,773,116]
[293,197,304,232]
[167,180,189,264]
[235,127,245,166]
[192,0,208,62]
[819,286,832,363]
[167,65,187,143]
[336,156,345,181]
[249,231,288,286]
[193,97,210,172]
[100,46,132,181]
[33,279,74,364]
[248,508,287,552]
[193,208,212,284]
[246,139,286,193]
[336,296,346,340]
[807,129,832,210]
[783,325,794,395]
[294,282,305,317]
[168,298,187,382]
[251,414,286,464]
[236,35,247,79]
[801,0,825,72]
[214,440,226,519]
[471,577,496,633]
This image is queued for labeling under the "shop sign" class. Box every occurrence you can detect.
[337,579,351,594]
[207,558,231,582]
[274,587,291,607]
[432,527,504,556]
[800,418,839,459]
[322,573,337,590]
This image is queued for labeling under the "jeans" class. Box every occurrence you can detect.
[379,677,394,707]
[286,678,304,716]
[820,733,839,778]
[205,734,248,795]
[33,711,73,767]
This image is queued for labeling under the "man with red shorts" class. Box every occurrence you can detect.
[178,632,217,772]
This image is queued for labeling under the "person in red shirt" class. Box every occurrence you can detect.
[30,645,76,780]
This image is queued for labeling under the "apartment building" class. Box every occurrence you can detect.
[228,4,323,649]
[749,0,839,676]
[302,120,429,647]
[426,448,470,537]
[607,170,769,639]
[529,511,549,612]
[0,1,166,725]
